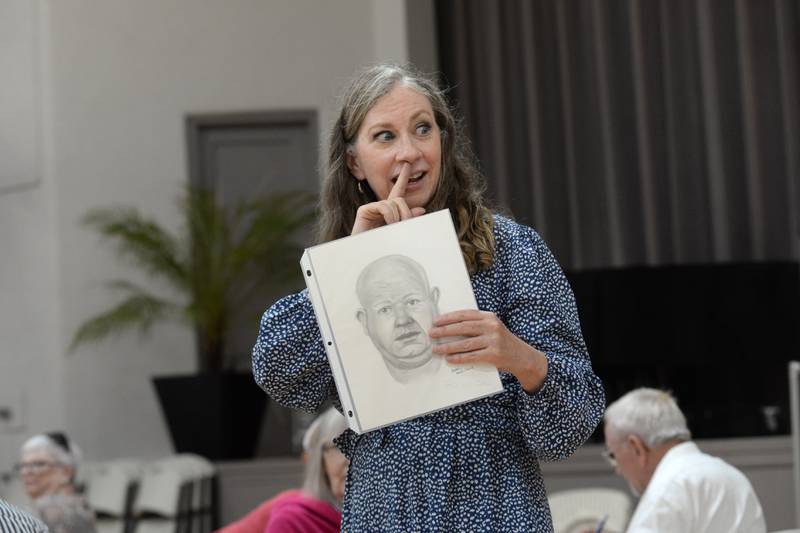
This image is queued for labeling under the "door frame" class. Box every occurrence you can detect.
[185,109,319,190]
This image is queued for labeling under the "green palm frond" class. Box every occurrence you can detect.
[82,207,189,290]
[225,191,317,285]
[72,185,316,372]
[69,280,182,351]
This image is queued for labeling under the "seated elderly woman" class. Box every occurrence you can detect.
[218,407,349,533]
[18,432,96,533]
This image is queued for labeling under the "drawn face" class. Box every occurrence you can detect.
[357,260,439,371]
[346,84,442,210]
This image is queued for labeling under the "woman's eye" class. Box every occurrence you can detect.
[374,131,394,142]
[416,123,431,135]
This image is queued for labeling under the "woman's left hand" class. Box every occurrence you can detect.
[429,309,548,393]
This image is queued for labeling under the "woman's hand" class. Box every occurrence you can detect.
[429,309,549,393]
[351,163,426,235]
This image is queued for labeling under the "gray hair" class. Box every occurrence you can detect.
[604,388,692,447]
[301,407,348,507]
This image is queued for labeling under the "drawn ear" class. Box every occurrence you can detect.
[346,147,365,180]
[356,309,369,335]
[431,287,440,305]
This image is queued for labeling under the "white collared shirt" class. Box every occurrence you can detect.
[626,441,766,533]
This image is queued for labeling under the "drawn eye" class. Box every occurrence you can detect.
[377,306,392,315]
[406,298,421,307]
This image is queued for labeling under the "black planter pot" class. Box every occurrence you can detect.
[153,372,268,460]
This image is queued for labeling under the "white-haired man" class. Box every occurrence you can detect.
[603,388,766,533]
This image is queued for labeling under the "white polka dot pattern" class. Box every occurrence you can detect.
[252,214,605,532]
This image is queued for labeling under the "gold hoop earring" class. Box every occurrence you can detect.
[357,181,364,195]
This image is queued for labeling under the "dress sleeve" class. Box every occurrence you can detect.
[500,227,605,461]
[252,289,338,412]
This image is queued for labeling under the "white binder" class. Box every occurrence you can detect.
[301,209,503,434]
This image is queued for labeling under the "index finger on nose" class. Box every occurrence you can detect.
[388,163,411,199]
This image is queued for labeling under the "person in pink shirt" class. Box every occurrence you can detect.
[217,407,348,533]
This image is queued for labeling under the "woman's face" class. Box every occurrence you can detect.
[346,84,442,210]
[19,449,72,500]
[322,446,349,503]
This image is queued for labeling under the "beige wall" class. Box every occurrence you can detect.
[0,0,425,470]
[0,0,63,476]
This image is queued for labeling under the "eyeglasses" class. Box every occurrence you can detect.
[601,436,636,468]
[14,461,60,475]
[601,449,617,468]
[602,439,627,468]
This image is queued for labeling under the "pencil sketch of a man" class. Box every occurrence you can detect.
[356,254,441,383]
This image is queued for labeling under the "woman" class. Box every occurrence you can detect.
[253,63,605,531]
[18,432,96,533]
[217,407,348,533]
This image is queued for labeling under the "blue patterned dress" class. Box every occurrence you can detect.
[252,214,605,532]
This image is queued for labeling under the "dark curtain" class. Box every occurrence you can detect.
[436,0,800,271]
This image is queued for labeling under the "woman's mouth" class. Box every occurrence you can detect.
[392,171,426,184]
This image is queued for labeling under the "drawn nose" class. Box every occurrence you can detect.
[394,305,412,324]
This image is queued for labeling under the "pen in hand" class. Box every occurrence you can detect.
[594,514,609,533]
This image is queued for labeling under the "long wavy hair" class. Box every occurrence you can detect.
[317,63,495,274]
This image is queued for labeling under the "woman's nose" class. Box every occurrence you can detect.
[395,134,422,164]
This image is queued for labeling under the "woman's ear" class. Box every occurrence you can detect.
[346,146,364,180]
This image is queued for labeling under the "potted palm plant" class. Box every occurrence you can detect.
[71,185,316,459]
